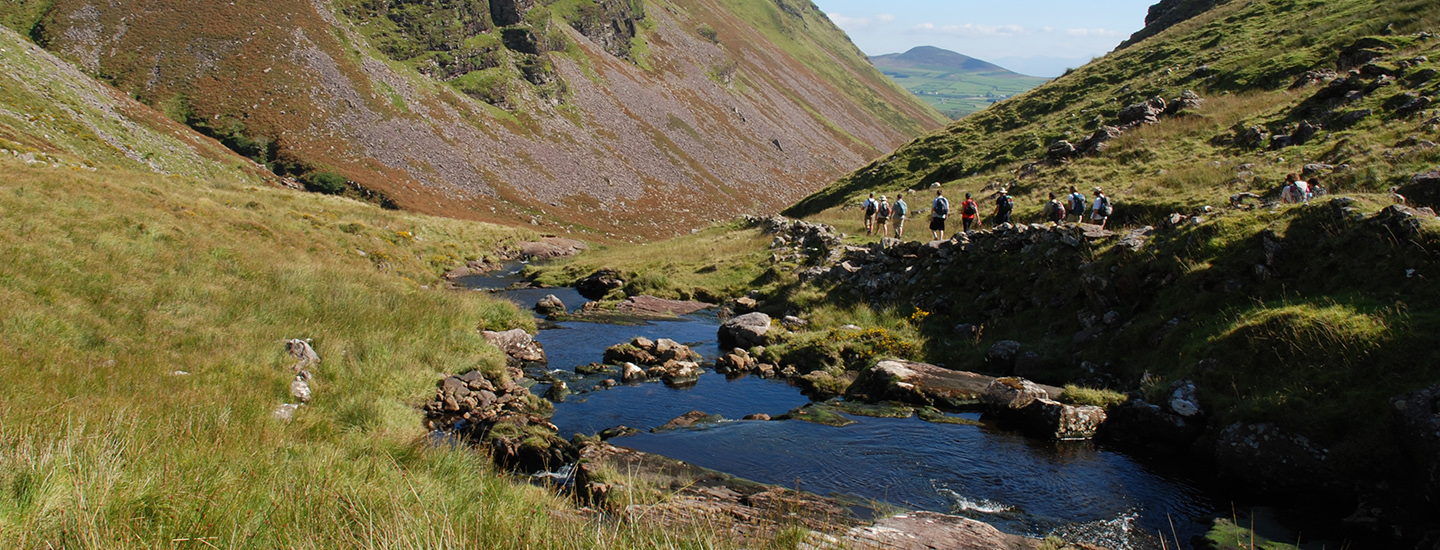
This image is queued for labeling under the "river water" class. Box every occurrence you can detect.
[457,264,1219,549]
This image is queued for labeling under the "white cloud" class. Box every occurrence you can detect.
[912,23,1029,37]
[828,12,897,30]
[1065,28,1124,37]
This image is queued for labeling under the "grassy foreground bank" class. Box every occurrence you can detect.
[0,160,768,548]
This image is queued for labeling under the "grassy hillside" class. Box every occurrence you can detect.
[872,46,1050,119]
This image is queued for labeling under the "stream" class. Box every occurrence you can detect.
[457,264,1225,549]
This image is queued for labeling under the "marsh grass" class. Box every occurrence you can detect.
[0,160,767,549]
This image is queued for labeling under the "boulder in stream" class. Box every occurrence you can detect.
[718,312,773,348]
[482,328,547,367]
[576,269,625,300]
[849,360,1061,410]
[534,294,566,315]
[621,362,647,382]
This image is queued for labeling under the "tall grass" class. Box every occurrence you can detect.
[0,160,762,548]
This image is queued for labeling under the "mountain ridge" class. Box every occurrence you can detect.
[2,0,947,240]
[870,45,1050,120]
[870,46,1027,76]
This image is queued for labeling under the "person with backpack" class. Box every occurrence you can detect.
[960,192,979,233]
[1044,192,1067,224]
[893,192,908,239]
[862,192,878,235]
[1067,186,1087,223]
[1091,187,1112,228]
[930,188,950,241]
[877,196,892,239]
[993,188,1014,226]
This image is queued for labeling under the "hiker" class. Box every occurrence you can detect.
[1091,187,1112,228]
[930,187,949,240]
[993,188,1014,226]
[960,192,979,233]
[877,196,892,239]
[1280,174,1309,204]
[893,192,908,239]
[1044,192,1067,224]
[1067,186,1087,223]
[862,193,878,235]
[1294,177,1311,204]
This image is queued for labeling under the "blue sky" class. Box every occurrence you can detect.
[810,0,1158,77]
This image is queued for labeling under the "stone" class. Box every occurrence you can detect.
[1012,351,1048,380]
[290,375,312,403]
[718,312,772,348]
[604,342,656,365]
[286,338,320,367]
[953,323,981,338]
[1336,109,1372,127]
[655,410,722,431]
[1016,399,1107,440]
[621,362,647,382]
[980,377,1049,410]
[1118,96,1165,125]
[516,237,588,261]
[848,360,1061,410]
[1167,379,1203,417]
[576,269,625,300]
[742,413,771,421]
[1390,383,1440,501]
[1100,398,1203,451]
[782,315,808,329]
[1047,140,1078,162]
[1301,163,1334,178]
[1117,226,1154,251]
[1214,422,1332,493]
[544,380,570,402]
[482,328,547,366]
[985,340,1023,373]
[715,347,757,374]
[534,294,566,315]
[802,511,1041,550]
[273,403,301,422]
[733,296,760,313]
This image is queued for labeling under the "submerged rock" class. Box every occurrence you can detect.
[654,410,723,431]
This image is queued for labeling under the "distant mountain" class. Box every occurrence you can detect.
[871,47,1049,119]
[871,46,1017,74]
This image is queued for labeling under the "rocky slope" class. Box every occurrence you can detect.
[3,0,945,239]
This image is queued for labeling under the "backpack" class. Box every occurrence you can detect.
[878,203,891,217]
[1097,196,1113,217]
[864,199,877,214]
[934,197,950,217]
[997,195,1014,213]
[1048,200,1066,222]
[1069,192,1085,214]
[895,200,907,218]
[961,200,976,217]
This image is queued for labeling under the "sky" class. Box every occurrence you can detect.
[810,0,1159,77]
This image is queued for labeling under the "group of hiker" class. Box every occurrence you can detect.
[861,184,1114,241]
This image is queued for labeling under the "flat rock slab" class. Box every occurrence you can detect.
[517,237,588,260]
[851,360,1061,410]
[615,295,715,316]
[801,511,1040,550]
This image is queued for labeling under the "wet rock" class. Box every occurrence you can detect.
[1214,422,1332,493]
[742,413,771,421]
[719,312,772,348]
[576,269,625,300]
[1015,399,1107,440]
[482,328,547,367]
[543,380,570,402]
[715,347,758,375]
[534,294,566,315]
[621,362,647,382]
[1390,382,1440,501]
[980,377,1050,410]
[647,360,701,386]
[801,511,1042,550]
[655,410,722,431]
[1100,398,1203,452]
[604,336,700,367]
[597,425,639,439]
[849,360,1060,410]
[985,340,1023,373]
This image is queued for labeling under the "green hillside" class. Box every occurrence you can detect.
[872,46,1050,119]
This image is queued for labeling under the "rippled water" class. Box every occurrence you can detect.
[459,266,1219,548]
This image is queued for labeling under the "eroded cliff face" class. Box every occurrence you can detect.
[17,0,945,239]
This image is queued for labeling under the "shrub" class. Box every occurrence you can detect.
[302,171,348,195]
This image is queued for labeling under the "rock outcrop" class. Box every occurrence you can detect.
[1213,422,1332,494]
[576,269,625,300]
[615,295,715,316]
[425,369,570,473]
[604,337,703,385]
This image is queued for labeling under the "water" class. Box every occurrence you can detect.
[457,267,1218,548]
